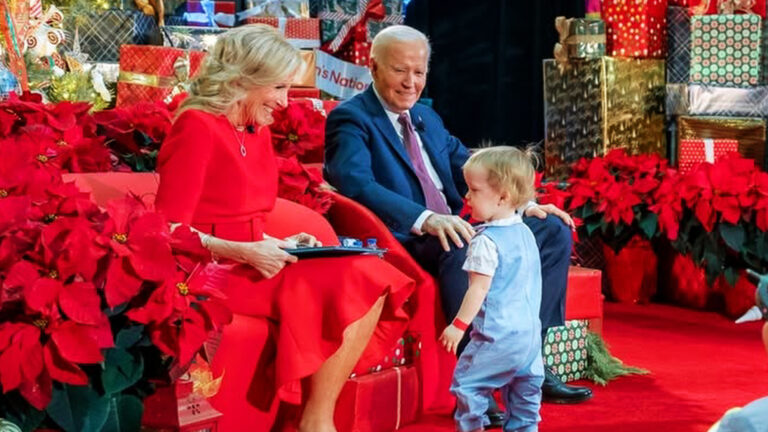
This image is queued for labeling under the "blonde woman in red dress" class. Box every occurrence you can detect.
[155,24,414,432]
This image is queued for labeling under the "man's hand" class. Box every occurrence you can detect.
[422,214,475,251]
[439,324,465,354]
[524,203,576,231]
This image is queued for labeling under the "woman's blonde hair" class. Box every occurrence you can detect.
[178,24,302,117]
[463,145,537,208]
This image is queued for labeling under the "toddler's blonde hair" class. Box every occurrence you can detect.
[463,146,537,208]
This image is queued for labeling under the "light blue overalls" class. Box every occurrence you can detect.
[450,222,544,432]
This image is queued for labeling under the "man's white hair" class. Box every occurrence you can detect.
[371,25,431,62]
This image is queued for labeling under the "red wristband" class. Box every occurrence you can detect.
[452,318,469,331]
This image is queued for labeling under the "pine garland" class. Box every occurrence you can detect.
[585,331,649,386]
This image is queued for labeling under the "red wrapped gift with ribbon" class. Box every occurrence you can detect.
[117,45,206,107]
[602,0,667,58]
[334,366,419,432]
[678,138,739,174]
[683,0,766,16]
[320,0,389,64]
[241,16,320,49]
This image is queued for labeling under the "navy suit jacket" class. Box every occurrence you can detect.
[324,87,471,242]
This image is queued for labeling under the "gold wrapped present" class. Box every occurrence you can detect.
[677,116,766,169]
[543,57,666,179]
[292,49,315,87]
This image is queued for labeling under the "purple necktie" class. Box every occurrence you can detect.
[397,113,451,214]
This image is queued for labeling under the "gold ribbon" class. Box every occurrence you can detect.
[118,53,191,92]
[718,0,757,14]
[554,16,606,70]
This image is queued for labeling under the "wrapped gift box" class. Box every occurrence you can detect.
[666,83,690,115]
[677,116,767,169]
[288,87,321,98]
[543,57,666,178]
[117,45,206,107]
[678,138,739,173]
[334,366,419,432]
[543,319,590,383]
[239,0,309,18]
[667,6,691,83]
[64,9,160,62]
[339,40,371,65]
[184,0,236,27]
[688,84,768,117]
[556,17,606,59]
[685,0,766,16]
[241,17,320,49]
[290,50,316,87]
[602,0,666,58]
[162,25,225,52]
[690,14,762,87]
[351,332,422,376]
[318,0,403,46]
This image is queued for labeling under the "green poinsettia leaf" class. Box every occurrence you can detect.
[719,223,745,252]
[0,391,46,432]
[102,348,144,396]
[116,326,144,349]
[704,251,722,285]
[724,266,740,287]
[47,385,110,432]
[100,394,143,432]
[586,220,601,236]
[639,213,658,240]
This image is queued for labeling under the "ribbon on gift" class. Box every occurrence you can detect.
[703,138,716,162]
[118,52,193,102]
[394,366,403,429]
[238,0,308,20]
[320,0,386,54]
[0,0,28,91]
[184,0,235,28]
[717,0,757,14]
[553,16,605,70]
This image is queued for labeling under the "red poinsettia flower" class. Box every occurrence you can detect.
[270,100,326,158]
[649,169,684,241]
[568,157,613,210]
[596,181,641,226]
[752,171,768,232]
[98,196,176,307]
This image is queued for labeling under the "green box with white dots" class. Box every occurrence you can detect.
[543,319,589,383]
[690,14,762,88]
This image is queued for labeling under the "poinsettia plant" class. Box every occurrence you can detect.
[0,157,231,430]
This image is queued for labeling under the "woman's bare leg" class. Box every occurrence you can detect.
[298,295,387,432]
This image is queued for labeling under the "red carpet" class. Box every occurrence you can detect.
[401,302,768,432]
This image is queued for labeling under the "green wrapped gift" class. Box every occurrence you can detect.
[554,17,605,60]
[690,14,762,88]
[543,320,589,383]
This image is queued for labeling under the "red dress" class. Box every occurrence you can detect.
[155,110,415,426]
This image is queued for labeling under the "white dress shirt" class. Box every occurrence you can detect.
[372,86,447,234]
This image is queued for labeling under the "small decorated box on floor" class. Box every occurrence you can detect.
[690,14,762,87]
[677,116,767,169]
[241,17,320,49]
[117,45,206,107]
[64,9,159,62]
[543,319,590,383]
[678,138,740,173]
[543,57,666,178]
[667,6,691,83]
[184,0,236,27]
[335,366,419,432]
[601,0,666,58]
[555,17,606,59]
[351,332,421,376]
[688,84,768,117]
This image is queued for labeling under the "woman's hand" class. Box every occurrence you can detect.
[284,232,322,248]
[239,238,298,279]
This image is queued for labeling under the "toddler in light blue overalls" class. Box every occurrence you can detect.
[440,146,543,432]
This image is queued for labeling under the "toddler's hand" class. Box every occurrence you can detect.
[439,325,465,354]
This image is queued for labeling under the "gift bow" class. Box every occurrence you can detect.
[118,53,194,103]
[717,0,757,14]
[237,0,308,20]
[553,16,605,69]
[320,0,387,53]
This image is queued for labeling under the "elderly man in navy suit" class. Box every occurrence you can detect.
[324,25,592,426]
